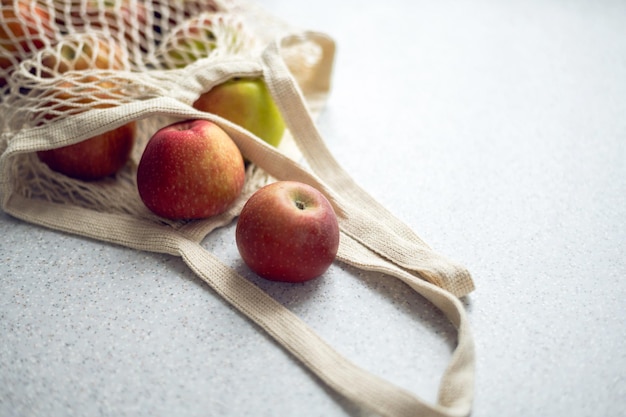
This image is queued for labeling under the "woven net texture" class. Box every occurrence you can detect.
[0,0,325,236]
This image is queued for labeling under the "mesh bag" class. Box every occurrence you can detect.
[0,1,476,416]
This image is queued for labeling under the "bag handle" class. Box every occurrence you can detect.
[1,30,476,417]
[5,192,474,417]
[211,31,476,416]
[259,32,475,298]
[336,234,475,416]
[178,237,474,417]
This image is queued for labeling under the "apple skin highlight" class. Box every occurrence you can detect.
[137,119,245,220]
[193,78,286,148]
[236,181,340,283]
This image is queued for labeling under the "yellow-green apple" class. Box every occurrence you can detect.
[158,13,246,69]
[0,0,55,86]
[36,77,136,180]
[193,77,286,148]
[162,14,218,67]
[236,181,340,283]
[136,119,245,220]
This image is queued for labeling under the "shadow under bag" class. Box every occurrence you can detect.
[0,2,476,416]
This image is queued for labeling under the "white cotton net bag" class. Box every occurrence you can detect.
[0,2,476,417]
[0,0,326,231]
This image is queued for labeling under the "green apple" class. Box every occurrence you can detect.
[193,77,286,148]
[159,13,246,69]
[163,32,217,69]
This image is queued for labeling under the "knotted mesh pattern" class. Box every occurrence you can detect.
[0,0,324,231]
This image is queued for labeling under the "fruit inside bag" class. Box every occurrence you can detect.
[0,0,327,231]
[0,1,476,416]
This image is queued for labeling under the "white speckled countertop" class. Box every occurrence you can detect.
[1,1,625,416]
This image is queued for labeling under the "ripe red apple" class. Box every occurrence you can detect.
[236,181,340,283]
[37,122,135,181]
[193,77,286,148]
[137,119,245,220]
[0,0,55,86]
[36,77,136,180]
[36,36,135,181]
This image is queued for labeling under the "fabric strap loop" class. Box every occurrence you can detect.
[0,20,476,417]
[260,33,475,298]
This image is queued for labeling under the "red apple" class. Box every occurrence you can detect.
[0,0,55,86]
[193,77,286,148]
[56,0,150,51]
[37,122,135,181]
[137,119,245,220]
[36,77,136,180]
[236,181,340,283]
[36,36,135,181]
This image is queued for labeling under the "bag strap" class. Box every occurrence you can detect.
[209,32,476,416]
[178,237,474,417]
[6,190,474,417]
[259,32,475,298]
[336,234,475,416]
[1,30,476,417]
[5,191,474,417]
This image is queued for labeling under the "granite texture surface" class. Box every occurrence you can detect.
[1,0,625,416]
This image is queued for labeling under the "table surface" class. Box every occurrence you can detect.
[2,1,625,416]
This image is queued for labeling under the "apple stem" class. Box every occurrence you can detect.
[295,200,305,210]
